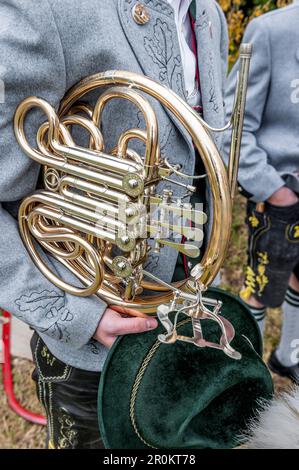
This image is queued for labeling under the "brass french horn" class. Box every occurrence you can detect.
[14,44,252,359]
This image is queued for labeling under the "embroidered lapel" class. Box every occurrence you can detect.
[193,0,225,148]
[117,0,194,154]
[118,0,187,98]
[118,0,225,152]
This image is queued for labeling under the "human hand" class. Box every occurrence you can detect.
[93,306,158,349]
[267,186,298,207]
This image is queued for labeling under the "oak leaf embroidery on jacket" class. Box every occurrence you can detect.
[143,251,160,271]
[86,339,101,355]
[196,8,209,31]
[15,289,73,343]
[207,55,219,114]
[15,289,64,312]
[144,18,182,91]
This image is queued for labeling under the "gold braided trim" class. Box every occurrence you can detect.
[48,440,55,449]
[129,318,191,448]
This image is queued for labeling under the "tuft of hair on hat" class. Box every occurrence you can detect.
[240,386,299,449]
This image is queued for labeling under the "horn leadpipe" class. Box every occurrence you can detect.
[228,43,252,200]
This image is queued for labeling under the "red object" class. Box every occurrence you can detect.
[189,14,200,95]
[1,311,46,426]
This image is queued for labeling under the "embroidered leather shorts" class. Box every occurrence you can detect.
[241,200,299,308]
[30,332,103,449]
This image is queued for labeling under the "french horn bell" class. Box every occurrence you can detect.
[14,44,252,359]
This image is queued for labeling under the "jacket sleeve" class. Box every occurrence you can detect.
[223,17,285,202]
[0,0,107,349]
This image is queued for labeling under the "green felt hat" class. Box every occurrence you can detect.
[98,288,273,449]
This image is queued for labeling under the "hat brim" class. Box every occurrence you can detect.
[98,288,272,449]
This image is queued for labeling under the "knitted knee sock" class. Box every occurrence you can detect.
[276,286,299,367]
[246,305,266,336]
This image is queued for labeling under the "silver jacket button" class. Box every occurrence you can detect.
[132,3,150,25]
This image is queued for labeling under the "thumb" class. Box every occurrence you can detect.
[113,316,158,336]
[111,305,150,319]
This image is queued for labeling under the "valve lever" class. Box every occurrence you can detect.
[155,239,200,258]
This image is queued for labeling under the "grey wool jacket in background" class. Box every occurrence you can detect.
[223,1,299,202]
[0,0,228,371]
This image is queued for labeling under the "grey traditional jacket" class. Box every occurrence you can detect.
[223,1,299,202]
[0,0,228,371]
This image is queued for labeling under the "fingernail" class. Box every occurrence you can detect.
[146,319,157,330]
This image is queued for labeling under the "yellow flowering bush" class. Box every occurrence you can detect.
[218,0,292,67]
